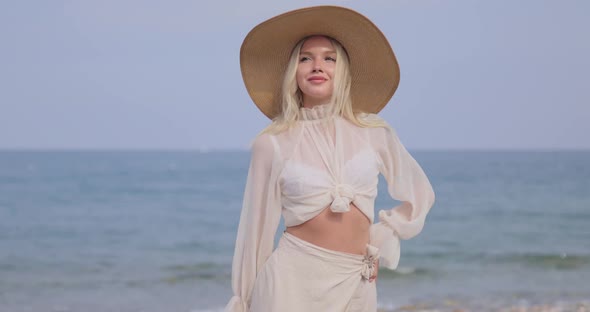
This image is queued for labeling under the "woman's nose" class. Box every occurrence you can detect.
[312,61,323,72]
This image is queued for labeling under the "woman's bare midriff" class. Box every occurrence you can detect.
[285,203,371,255]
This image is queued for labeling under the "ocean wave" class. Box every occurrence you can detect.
[406,250,590,270]
[493,252,590,269]
[160,262,231,283]
[377,266,436,279]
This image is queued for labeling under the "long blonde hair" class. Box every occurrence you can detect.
[260,35,388,135]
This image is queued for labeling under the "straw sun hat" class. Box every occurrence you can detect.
[240,5,400,119]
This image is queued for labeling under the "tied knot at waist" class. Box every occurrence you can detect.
[361,244,380,281]
[330,184,356,213]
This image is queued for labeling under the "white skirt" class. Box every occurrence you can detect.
[250,231,380,312]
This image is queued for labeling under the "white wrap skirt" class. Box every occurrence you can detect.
[249,231,380,312]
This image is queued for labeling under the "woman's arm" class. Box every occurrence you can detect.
[225,134,283,312]
[368,120,436,270]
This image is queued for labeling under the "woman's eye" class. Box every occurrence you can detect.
[299,56,311,62]
[325,56,336,62]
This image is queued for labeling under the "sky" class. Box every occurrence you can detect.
[0,0,588,150]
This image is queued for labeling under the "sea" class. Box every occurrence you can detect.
[0,150,589,312]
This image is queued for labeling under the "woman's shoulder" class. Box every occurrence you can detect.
[356,112,396,135]
[250,127,294,153]
[251,132,276,154]
[357,112,385,123]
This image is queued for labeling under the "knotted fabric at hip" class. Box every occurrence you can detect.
[330,183,356,213]
[361,244,380,281]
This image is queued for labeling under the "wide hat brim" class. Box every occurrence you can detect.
[240,5,400,119]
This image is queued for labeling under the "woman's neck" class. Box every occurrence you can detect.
[301,96,332,109]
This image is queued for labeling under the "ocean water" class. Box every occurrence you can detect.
[0,150,589,312]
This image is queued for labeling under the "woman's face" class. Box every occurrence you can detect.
[296,36,336,108]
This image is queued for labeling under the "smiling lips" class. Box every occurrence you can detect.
[308,76,327,83]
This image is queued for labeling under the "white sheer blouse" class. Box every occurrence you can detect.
[225,103,435,312]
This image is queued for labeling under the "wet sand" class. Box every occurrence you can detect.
[379,299,590,312]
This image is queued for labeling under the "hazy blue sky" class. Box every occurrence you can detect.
[1,1,588,150]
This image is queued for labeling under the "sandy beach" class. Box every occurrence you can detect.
[381,300,590,312]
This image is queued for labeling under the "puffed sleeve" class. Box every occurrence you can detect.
[368,120,435,270]
[224,133,283,312]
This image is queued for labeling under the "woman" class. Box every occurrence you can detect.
[225,6,435,312]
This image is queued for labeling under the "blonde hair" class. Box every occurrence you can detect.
[260,35,388,135]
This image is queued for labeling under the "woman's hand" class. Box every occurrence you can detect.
[368,259,379,282]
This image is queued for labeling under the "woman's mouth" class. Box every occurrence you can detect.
[308,76,327,83]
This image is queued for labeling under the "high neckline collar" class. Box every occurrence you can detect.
[299,103,337,121]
